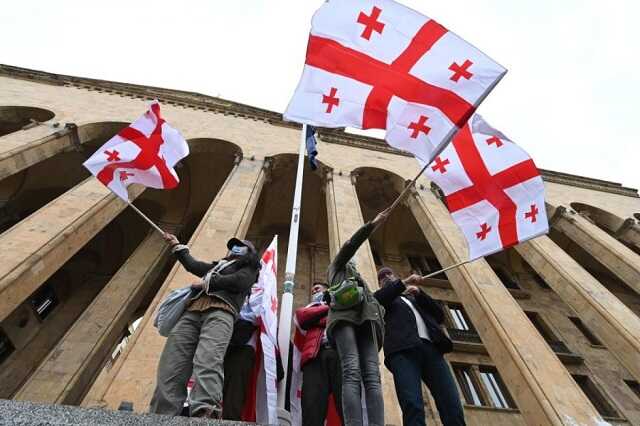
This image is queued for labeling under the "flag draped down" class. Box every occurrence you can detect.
[425,114,549,260]
[284,0,506,164]
[241,236,279,425]
[83,101,189,201]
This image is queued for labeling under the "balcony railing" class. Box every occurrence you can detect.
[448,328,482,344]
[547,340,583,364]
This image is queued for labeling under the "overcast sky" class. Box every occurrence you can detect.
[2,1,638,188]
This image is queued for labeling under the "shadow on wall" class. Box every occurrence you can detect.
[0,106,55,137]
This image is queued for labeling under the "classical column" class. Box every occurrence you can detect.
[15,230,170,404]
[0,124,79,181]
[325,170,402,426]
[406,187,605,425]
[516,236,640,382]
[0,178,144,322]
[616,217,640,250]
[550,206,640,295]
[83,156,267,411]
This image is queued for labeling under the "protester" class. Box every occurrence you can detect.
[222,299,259,420]
[325,209,391,426]
[375,267,465,426]
[295,282,343,426]
[149,234,261,419]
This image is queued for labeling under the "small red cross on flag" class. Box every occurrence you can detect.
[284,0,506,167]
[425,114,549,260]
[83,101,189,201]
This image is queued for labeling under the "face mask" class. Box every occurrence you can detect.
[230,245,248,256]
[311,291,324,303]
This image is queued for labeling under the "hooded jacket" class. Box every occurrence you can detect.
[172,245,261,316]
[325,221,385,348]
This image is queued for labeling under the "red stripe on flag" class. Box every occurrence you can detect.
[363,20,448,128]
[445,125,523,248]
[306,35,474,129]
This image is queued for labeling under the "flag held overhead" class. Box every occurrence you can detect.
[284,0,506,165]
[83,101,189,201]
[426,114,549,260]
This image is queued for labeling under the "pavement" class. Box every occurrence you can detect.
[0,399,256,425]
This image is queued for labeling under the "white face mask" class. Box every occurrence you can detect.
[230,245,248,256]
[311,291,324,303]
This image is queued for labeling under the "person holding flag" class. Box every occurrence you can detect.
[325,208,391,426]
[149,234,261,419]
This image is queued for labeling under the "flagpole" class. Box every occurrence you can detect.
[421,259,472,280]
[126,201,165,236]
[276,124,307,420]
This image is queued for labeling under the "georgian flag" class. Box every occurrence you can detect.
[241,236,279,425]
[425,114,549,260]
[83,101,189,201]
[284,0,506,165]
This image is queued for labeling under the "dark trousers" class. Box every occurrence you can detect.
[302,345,343,426]
[387,340,465,426]
[222,344,255,420]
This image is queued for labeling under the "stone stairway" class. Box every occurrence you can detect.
[0,399,257,426]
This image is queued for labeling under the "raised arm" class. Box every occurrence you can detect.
[164,232,217,277]
[373,279,406,308]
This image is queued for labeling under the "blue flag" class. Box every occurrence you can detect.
[305,125,318,171]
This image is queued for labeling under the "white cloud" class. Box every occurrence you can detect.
[1,0,637,188]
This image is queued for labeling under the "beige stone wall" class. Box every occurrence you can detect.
[1,70,640,425]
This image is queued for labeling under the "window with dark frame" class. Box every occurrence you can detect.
[478,366,517,409]
[531,272,551,289]
[572,374,619,418]
[447,303,475,332]
[495,269,520,289]
[525,311,556,344]
[0,328,14,364]
[569,317,604,346]
[30,283,59,321]
[407,255,446,279]
[624,380,640,401]
[452,364,484,406]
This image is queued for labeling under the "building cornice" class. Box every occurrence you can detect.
[1,64,637,198]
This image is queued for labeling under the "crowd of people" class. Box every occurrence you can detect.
[149,208,466,426]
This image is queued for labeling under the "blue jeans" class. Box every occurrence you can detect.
[387,340,465,426]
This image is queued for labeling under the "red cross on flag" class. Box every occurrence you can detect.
[284,0,506,165]
[83,101,189,201]
[426,114,549,260]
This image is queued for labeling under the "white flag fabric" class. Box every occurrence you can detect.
[284,0,506,164]
[425,114,549,260]
[83,101,189,201]
[245,236,279,425]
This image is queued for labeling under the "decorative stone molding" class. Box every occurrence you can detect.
[1,64,637,198]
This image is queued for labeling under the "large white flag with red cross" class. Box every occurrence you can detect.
[83,101,189,201]
[425,114,549,260]
[284,0,506,164]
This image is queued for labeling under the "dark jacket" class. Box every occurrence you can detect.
[374,279,452,364]
[325,221,385,348]
[174,247,261,316]
[295,303,329,368]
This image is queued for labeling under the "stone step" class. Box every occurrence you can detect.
[0,399,258,426]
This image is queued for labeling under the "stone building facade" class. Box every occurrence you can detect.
[1,64,640,425]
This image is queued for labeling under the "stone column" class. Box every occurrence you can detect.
[0,178,144,322]
[616,217,640,250]
[406,187,605,425]
[0,124,78,181]
[84,156,267,411]
[516,236,640,382]
[325,170,402,426]
[550,206,640,295]
[15,230,170,404]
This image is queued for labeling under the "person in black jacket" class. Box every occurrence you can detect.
[150,233,261,419]
[374,267,465,426]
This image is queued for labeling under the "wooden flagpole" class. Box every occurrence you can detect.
[127,202,166,236]
[421,259,472,280]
